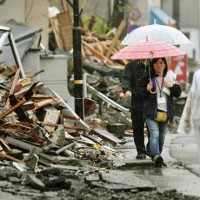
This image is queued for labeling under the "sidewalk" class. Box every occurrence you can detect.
[170,133,200,177]
[114,132,177,168]
[113,132,200,197]
[115,130,200,173]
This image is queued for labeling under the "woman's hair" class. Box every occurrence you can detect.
[150,57,168,77]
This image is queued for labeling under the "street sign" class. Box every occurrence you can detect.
[169,54,188,82]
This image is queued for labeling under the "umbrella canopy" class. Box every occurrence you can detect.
[111,40,186,60]
[121,24,191,46]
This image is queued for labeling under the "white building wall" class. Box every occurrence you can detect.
[0,0,49,48]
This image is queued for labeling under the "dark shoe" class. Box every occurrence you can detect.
[146,150,151,158]
[136,153,146,159]
[162,161,168,167]
[153,155,163,168]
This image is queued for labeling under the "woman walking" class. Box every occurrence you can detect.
[145,57,182,167]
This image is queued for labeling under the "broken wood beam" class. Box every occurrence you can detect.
[0,151,24,163]
[34,99,58,110]
[105,19,126,58]
[14,82,44,98]
[0,82,39,120]
[18,78,32,87]
[61,113,80,121]
[5,67,20,108]
[82,40,113,66]
[22,101,35,110]
[50,17,64,50]
[9,94,30,121]
[61,0,68,12]
[0,97,27,120]
[0,138,11,152]
[31,94,58,100]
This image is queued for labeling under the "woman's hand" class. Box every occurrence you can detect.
[147,80,153,91]
[124,91,132,98]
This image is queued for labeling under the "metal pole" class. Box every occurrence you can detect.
[73,0,84,120]
[9,33,26,79]
[173,0,180,29]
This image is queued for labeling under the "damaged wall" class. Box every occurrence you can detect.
[25,0,49,48]
[0,0,25,24]
[0,0,49,48]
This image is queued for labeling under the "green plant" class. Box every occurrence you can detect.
[82,15,111,34]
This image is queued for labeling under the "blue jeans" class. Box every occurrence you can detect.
[146,119,168,158]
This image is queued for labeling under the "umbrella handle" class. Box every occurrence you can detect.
[149,89,157,94]
[147,60,157,94]
[148,78,157,94]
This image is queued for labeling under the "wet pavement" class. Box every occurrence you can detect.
[113,131,200,198]
[170,133,200,177]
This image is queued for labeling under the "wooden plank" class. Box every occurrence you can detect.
[0,138,11,152]
[34,99,57,110]
[14,82,44,99]
[21,101,35,110]
[82,40,113,66]
[5,68,20,108]
[57,12,73,51]
[105,20,126,58]
[0,152,24,163]
[9,67,20,94]
[61,113,80,121]
[93,37,109,52]
[9,94,29,121]
[31,94,58,100]
[50,17,64,50]
[61,0,68,12]
[18,78,32,87]
[0,97,27,120]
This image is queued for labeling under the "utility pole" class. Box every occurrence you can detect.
[173,0,180,29]
[73,0,84,120]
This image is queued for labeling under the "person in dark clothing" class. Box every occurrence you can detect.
[122,59,150,159]
[145,57,182,167]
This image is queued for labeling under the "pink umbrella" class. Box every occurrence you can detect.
[111,40,186,60]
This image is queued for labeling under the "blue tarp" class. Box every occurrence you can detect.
[150,7,176,25]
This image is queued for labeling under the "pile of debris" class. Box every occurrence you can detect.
[0,3,133,193]
[0,61,129,172]
[49,0,126,69]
